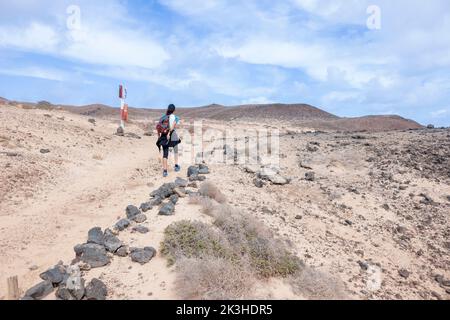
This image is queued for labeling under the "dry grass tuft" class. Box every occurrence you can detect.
[175,257,256,300]
[212,204,302,278]
[188,195,216,216]
[199,182,227,204]
[290,267,348,300]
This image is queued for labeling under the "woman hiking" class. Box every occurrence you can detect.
[156,104,181,177]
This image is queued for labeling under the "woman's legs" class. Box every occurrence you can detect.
[173,145,179,169]
[162,145,169,176]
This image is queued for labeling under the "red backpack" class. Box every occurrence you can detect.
[156,114,170,135]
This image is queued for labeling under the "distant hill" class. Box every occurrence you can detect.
[297,115,423,132]
[1,98,423,131]
[176,103,338,121]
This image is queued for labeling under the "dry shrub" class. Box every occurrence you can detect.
[188,195,216,216]
[212,204,302,278]
[160,220,233,266]
[199,182,227,204]
[290,267,348,300]
[175,257,255,300]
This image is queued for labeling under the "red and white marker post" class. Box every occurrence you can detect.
[119,85,128,130]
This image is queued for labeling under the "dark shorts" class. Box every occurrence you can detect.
[157,135,181,159]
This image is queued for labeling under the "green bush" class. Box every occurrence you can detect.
[160,220,233,266]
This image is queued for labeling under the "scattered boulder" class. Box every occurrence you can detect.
[305,172,315,182]
[76,243,110,268]
[85,278,108,300]
[358,261,369,271]
[24,281,54,300]
[56,279,85,300]
[132,226,149,234]
[299,161,313,170]
[103,229,122,253]
[170,194,179,205]
[130,247,157,265]
[258,167,290,185]
[187,166,199,177]
[115,218,130,231]
[150,196,163,206]
[151,183,176,199]
[159,202,175,216]
[435,275,450,287]
[198,164,210,174]
[132,213,147,223]
[175,177,188,188]
[398,269,410,279]
[59,266,85,300]
[139,202,153,212]
[39,264,67,285]
[189,174,206,182]
[419,193,434,205]
[88,118,96,125]
[269,174,290,185]
[87,227,104,245]
[243,164,261,174]
[116,127,124,136]
[253,178,264,188]
[126,205,141,220]
[427,124,435,129]
[40,149,50,154]
[115,245,129,257]
[306,143,319,152]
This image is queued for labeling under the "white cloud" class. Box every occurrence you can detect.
[431,108,449,118]
[0,1,170,69]
[63,28,169,69]
[158,0,224,16]
[322,90,363,104]
[0,66,68,81]
[241,96,273,105]
[0,22,59,52]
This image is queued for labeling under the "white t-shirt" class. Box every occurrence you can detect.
[169,114,176,130]
[169,114,180,141]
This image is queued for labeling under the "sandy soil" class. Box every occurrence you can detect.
[0,103,449,300]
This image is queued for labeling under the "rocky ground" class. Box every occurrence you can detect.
[0,103,449,300]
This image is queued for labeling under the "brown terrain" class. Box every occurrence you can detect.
[0,97,449,301]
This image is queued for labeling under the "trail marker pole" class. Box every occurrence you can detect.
[119,85,127,130]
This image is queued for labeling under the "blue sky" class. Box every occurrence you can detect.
[1,0,449,126]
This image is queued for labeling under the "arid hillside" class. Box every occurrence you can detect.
[1,100,448,301]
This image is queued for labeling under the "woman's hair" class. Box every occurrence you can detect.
[167,104,176,115]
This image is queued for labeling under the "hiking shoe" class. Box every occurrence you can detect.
[174,164,181,172]
[163,170,168,177]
